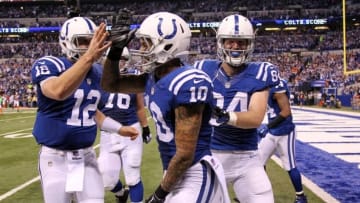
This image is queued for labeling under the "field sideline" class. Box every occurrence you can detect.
[0,108,330,203]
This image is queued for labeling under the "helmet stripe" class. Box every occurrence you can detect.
[83,17,94,32]
[234,15,239,35]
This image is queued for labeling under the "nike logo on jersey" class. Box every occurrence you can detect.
[194,79,204,84]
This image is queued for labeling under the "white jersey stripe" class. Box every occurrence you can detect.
[39,56,65,73]
[169,68,210,92]
[45,56,66,71]
[173,74,211,95]
[194,60,205,70]
[262,62,270,82]
[255,62,265,80]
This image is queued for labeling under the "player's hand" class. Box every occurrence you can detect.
[119,126,139,140]
[110,8,135,49]
[212,106,230,126]
[257,124,269,138]
[142,126,152,144]
[107,8,136,61]
[84,23,111,62]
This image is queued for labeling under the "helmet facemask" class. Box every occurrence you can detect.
[217,35,254,67]
[129,36,158,73]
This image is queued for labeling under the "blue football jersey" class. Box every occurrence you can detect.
[195,59,280,151]
[31,56,102,150]
[267,79,295,135]
[98,67,141,125]
[99,92,139,125]
[144,66,214,170]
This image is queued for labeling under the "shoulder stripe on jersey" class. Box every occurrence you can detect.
[169,68,197,91]
[41,56,66,73]
[169,69,211,94]
[194,60,205,70]
[172,74,212,95]
[255,62,272,82]
[45,56,66,71]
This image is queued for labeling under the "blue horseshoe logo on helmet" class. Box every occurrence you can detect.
[157,18,177,39]
[59,22,70,40]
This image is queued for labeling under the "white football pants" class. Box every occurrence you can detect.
[258,128,297,171]
[212,150,274,203]
[97,122,143,189]
[38,145,104,203]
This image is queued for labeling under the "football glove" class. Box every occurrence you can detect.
[212,106,230,126]
[145,185,168,203]
[142,126,152,144]
[145,193,165,203]
[107,8,136,61]
[257,124,269,138]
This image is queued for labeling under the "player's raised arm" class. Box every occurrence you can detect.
[41,22,110,101]
[101,9,146,93]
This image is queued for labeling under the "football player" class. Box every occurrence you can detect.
[194,14,279,203]
[101,10,231,203]
[31,17,138,203]
[97,47,152,203]
[257,79,308,203]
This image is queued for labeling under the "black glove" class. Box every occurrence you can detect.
[145,185,168,203]
[212,106,230,126]
[145,194,165,203]
[107,8,136,61]
[142,126,152,144]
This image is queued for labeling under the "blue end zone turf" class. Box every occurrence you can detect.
[292,107,360,202]
[296,140,360,202]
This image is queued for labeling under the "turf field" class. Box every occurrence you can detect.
[0,108,325,203]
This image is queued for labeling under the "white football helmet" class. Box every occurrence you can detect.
[130,12,191,73]
[217,14,254,67]
[59,17,97,60]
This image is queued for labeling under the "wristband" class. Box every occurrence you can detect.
[154,185,169,199]
[228,112,238,126]
[101,117,122,133]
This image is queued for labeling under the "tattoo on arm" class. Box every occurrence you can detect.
[161,104,205,191]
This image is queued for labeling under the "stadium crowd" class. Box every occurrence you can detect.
[0,0,360,110]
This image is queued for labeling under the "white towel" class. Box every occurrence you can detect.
[65,150,85,192]
[201,155,231,203]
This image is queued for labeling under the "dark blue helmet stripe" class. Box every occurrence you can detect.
[83,17,94,32]
[234,15,239,35]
